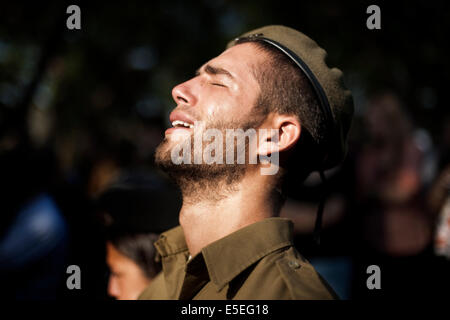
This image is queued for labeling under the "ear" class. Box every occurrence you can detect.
[257,114,301,156]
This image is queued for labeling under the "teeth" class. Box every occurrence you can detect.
[172,120,194,128]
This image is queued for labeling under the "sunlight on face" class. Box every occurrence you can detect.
[157,43,268,164]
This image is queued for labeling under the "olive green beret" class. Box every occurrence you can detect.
[227,25,354,170]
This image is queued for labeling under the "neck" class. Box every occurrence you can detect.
[179,172,279,257]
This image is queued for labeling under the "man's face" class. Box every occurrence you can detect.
[160,43,264,149]
[155,43,269,190]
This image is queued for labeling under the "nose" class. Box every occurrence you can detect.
[171,79,197,106]
[107,275,120,299]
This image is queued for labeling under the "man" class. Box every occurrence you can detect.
[140,25,353,300]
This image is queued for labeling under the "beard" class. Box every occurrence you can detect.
[155,113,265,203]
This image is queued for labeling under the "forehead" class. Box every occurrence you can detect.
[205,42,267,83]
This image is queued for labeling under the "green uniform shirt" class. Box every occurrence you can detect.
[139,217,338,300]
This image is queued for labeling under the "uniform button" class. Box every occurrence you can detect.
[288,260,300,269]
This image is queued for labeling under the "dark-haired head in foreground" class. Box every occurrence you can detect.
[97,171,180,299]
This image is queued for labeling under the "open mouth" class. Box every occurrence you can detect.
[171,120,194,129]
[166,110,196,135]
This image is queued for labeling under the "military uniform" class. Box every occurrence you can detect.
[139,218,338,300]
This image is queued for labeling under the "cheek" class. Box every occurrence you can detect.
[120,270,150,299]
[204,96,246,121]
[114,275,135,299]
[205,98,227,118]
[201,86,258,122]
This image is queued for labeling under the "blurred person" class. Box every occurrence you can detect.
[429,165,450,258]
[428,118,450,259]
[355,92,431,256]
[351,92,445,298]
[140,25,354,300]
[97,170,180,300]
[0,145,69,300]
[105,232,160,300]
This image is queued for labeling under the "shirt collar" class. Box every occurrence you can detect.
[153,225,188,258]
[154,217,294,292]
[201,217,294,291]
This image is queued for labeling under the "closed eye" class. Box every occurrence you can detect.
[211,82,227,87]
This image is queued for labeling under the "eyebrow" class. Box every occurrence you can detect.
[195,64,234,79]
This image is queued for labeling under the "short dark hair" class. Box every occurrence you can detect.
[236,38,327,181]
[107,230,161,279]
[96,171,180,280]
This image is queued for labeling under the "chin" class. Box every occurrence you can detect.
[154,137,179,171]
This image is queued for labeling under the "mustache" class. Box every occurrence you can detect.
[172,106,200,121]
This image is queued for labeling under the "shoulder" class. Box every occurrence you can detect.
[273,247,339,300]
[138,271,168,300]
[236,246,338,300]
